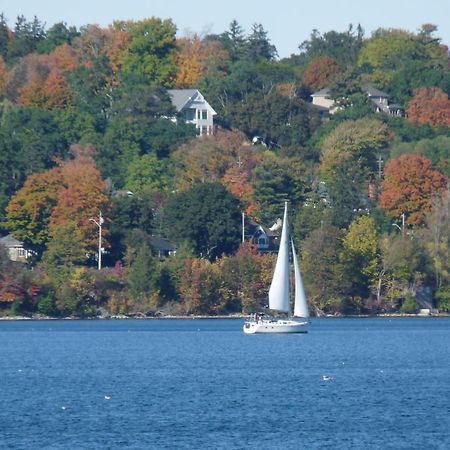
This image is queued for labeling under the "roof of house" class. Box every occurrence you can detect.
[167,89,199,112]
[364,86,389,98]
[310,87,331,97]
[247,219,280,237]
[148,236,176,253]
[167,89,217,115]
[0,234,24,248]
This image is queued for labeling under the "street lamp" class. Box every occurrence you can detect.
[392,213,405,234]
[90,211,104,270]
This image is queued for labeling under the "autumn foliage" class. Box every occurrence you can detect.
[407,87,450,127]
[174,34,229,88]
[303,56,341,91]
[379,155,448,225]
[50,145,111,250]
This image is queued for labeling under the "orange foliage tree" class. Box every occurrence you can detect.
[174,34,229,88]
[19,67,73,109]
[379,154,448,226]
[222,165,259,217]
[50,145,111,252]
[303,56,341,92]
[51,43,80,72]
[407,87,450,127]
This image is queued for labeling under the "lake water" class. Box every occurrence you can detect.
[1,318,450,449]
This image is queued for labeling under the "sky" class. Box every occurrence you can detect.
[1,0,450,58]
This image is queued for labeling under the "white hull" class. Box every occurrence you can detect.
[243,318,308,334]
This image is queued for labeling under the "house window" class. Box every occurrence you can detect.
[201,126,208,135]
[202,110,207,120]
[185,109,195,121]
[197,109,201,120]
[258,237,267,245]
[17,248,26,257]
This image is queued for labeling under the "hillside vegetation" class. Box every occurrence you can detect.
[1,15,450,317]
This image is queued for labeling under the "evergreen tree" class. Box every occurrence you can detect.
[128,243,155,301]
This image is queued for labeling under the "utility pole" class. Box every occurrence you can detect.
[377,154,383,179]
[90,211,104,270]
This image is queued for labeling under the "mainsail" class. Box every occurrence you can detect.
[292,240,309,318]
[268,203,290,312]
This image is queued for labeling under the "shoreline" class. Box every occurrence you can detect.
[1,313,449,321]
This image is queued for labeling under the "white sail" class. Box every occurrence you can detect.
[268,202,290,312]
[291,240,309,318]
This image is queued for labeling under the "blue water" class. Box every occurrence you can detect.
[1,318,450,449]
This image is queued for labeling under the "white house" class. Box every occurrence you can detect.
[0,234,33,262]
[168,89,217,136]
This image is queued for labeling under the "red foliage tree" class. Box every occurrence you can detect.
[407,87,450,127]
[303,56,341,92]
[379,154,448,226]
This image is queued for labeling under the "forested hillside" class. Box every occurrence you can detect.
[1,15,450,317]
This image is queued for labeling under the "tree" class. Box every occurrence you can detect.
[320,118,390,175]
[41,222,87,286]
[107,193,155,263]
[18,67,73,109]
[8,15,46,60]
[245,23,277,61]
[172,129,258,189]
[253,151,309,224]
[49,145,111,254]
[389,135,450,178]
[420,190,450,289]
[174,34,229,88]
[379,155,448,226]
[121,18,178,87]
[164,183,242,259]
[378,233,426,310]
[295,25,364,68]
[37,22,79,54]
[125,154,172,194]
[301,225,346,314]
[303,56,341,92]
[341,215,381,305]
[407,87,450,127]
[319,118,390,228]
[0,56,7,97]
[0,13,9,60]
[128,243,155,303]
[5,168,63,255]
[358,27,447,89]
[221,20,246,62]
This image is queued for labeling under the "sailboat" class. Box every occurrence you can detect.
[243,202,309,334]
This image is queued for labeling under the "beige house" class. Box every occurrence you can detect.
[168,89,217,136]
[311,87,335,111]
[311,86,404,116]
[0,234,33,262]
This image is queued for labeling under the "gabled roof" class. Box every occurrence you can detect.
[168,89,199,111]
[247,219,280,237]
[364,86,389,98]
[167,89,217,115]
[0,234,24,248]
